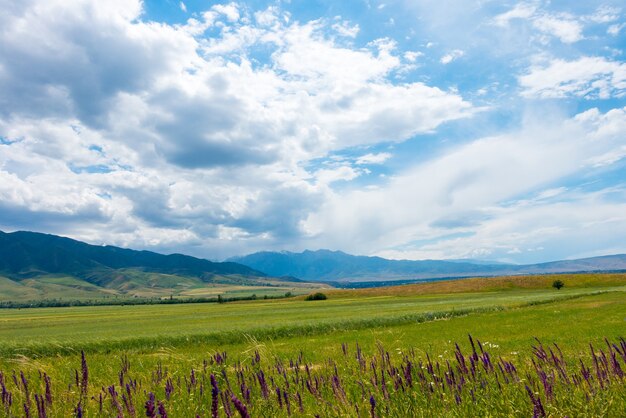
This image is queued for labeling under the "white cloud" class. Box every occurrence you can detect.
[355,152,392,165]
[2,0,624,262]
[493,3,584,44]
[331,20,360,38]
[403,51,423,62]
[179,2,187,13]
[0,0,476,257]
[212,3,240,22]
[531,15,583,44]
[440,49,464,64]
[314,166,362,185]
[519,56,626,99]
[493,3,537,27]
[608,23,625,36]
[586,6,621,24]
[302,107,626,260]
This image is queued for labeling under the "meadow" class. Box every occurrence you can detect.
[0,274,624,416]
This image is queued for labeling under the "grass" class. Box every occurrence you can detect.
[1,280,623,357]
[326,272,626,297]
[0,270,327,304]
[0,273,624,416]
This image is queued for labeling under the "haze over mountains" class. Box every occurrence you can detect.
[231,250,626,283]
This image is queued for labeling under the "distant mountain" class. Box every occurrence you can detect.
[231,250,626,282]
[230,250,513,282]
[0,230,327,303]
[0,230,264,280]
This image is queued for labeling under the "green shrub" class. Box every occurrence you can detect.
[305,292,327,301]
[552,279,564,290]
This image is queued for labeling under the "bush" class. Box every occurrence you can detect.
[305,292,327,301]
[552,279,564,290]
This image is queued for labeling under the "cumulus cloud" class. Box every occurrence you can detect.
[0,0,476,257]
[519,56,626,99]
[531,14,583,44]
[1,0,624,263]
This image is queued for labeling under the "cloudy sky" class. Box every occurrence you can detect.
[1,0,625,263]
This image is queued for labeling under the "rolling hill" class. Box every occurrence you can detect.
[0,230,320,302]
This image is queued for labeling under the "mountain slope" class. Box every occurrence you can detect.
[231,250,626,282]
[230,250,514,282]
[0,231,328,303]
[0,230,264,281]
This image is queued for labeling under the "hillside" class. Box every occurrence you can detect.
[0,230,262,279]
[0,231,322,302]
[231,249,626,282]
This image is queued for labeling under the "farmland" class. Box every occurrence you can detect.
[0,274,625,416]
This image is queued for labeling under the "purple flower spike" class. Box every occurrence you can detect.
[369,395,376,418]
[231,394,250,418]
[158,401,168,418]
[145,392,156,418]
[210,374,219,418]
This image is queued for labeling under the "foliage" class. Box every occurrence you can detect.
[552,279,565,290]
[305,292,328,301]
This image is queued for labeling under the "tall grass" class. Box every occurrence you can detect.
[1,335,624,417]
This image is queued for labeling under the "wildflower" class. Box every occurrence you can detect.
[210,375,219,418]
[158,401,168,418]
[80,351,89,395]
[145,392,156,418]
[369,395,377,418]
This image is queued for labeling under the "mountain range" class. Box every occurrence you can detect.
[0,230,264,280]
[231,250,626,282]
[2,230,626,302]
[0,230,303,302]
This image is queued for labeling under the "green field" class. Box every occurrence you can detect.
[0,270,329,304]
[0,274,625,416]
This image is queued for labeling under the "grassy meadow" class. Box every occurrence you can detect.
[0,271,329,305]
[0,273,624,416]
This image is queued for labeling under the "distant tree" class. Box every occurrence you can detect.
[552,280,564,290]
[284,292,293,298]
[305,292,327,301]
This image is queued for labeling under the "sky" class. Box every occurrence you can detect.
[0,0,625,263]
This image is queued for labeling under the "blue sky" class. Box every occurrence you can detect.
[0,0,625,263]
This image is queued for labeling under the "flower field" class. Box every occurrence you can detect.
[0,274,624,417]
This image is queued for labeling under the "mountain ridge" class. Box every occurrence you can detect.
[230,249,626,282]
[0,230,265,281]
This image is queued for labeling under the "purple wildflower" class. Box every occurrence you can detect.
[80,351,89,394]
[35,394,46,418]
[158,401,168,418]
[525,385,546,418]
[145,392,156,418]
[231,394,250,418]
[210,374,219,418]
